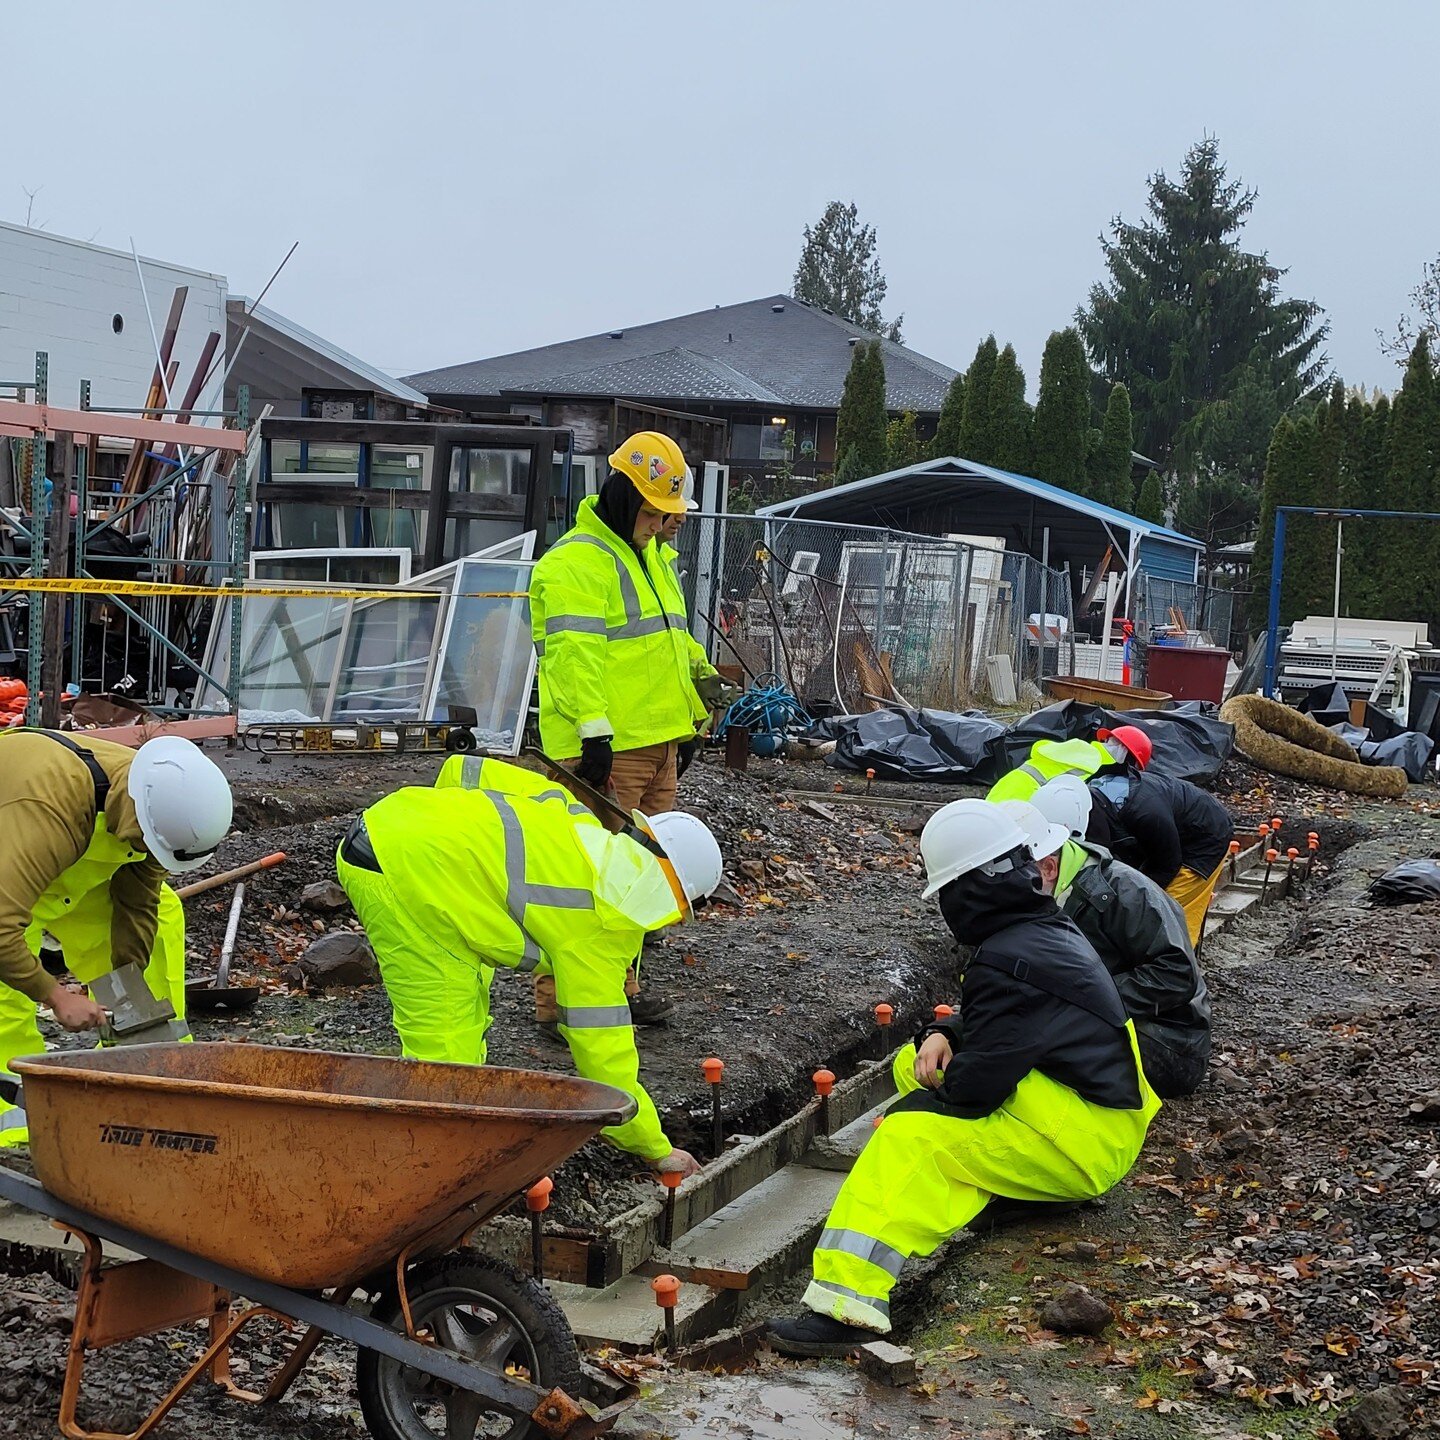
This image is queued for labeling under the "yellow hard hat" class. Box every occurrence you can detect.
[608,431,689,513]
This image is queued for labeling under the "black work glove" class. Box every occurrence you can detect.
[576,736,614,789]
[676,737,699,779]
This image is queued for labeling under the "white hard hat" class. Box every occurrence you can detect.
[994,799,1069,862]
[127,736,233,873]
[919,799,1030,900]
[1031,773,1093,839]
[681,467,699,511]
[645,810,722,904]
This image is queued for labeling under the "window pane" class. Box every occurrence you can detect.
[430,560,535,751]
[371,446,432,490]
[234,596,349,723]
[331,594,445,722]
[449,447,531,496]
[443,516,526,560]
[270,441,361,478]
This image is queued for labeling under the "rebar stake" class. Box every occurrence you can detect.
[1227,839,1241,884]
[813,1068,836,1136]
[874,1002,893,1060]
[525,1177,553,1282]
[651,1274,680,1351]
[1306,831,1320,880]
[1286,846,1299,892]
[1261,848,1278,902]
[701,1058,724,1155]
[659,1171,683,1248]
[865,767,876,795]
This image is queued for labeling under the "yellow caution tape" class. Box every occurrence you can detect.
[0,577,527,601]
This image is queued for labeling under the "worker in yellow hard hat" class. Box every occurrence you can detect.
[528,433,729,1032]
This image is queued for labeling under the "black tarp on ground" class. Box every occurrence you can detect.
[1367,858,1440,905]
[815,700,1234,786]
[1330,722,1436,783]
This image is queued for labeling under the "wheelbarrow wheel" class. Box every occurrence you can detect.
[358,1253,582,1440]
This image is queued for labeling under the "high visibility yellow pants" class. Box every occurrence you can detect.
[805,1034,1159,1333]
[337,853,494,1065]
[1165,858,1227,947]
[0,884,187,1148]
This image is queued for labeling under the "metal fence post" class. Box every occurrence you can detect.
[227,384,251,718]
[24,351,48,727]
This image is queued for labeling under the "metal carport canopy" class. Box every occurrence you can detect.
[754,456,1202,583]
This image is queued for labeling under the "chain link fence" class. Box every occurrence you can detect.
[674,513,1073,716]
[1133,575,1254,656]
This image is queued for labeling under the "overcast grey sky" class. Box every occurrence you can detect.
[2,1,1434,393]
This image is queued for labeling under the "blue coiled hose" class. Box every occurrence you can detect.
[715,673,810,755]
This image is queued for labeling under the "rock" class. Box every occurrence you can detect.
[1218,1127,1262,1157]
[1336,1385,1414,1440]
[278,966,305,989]
[856,1340,917,1386]
[299,881,350,914]
[1053,1241,1100,1261]
[1211,1066,1247,1093]
[1039,1283,1112,1336]
[736,859,766,883]
[1172,1149,1203,1181]
[1407,1092,1440,1122]
[298,932,378,989]
[708,878,743,908]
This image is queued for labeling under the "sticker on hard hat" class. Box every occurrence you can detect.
[650,456,670,479]
[630,450,644,466]
[100,1122,219,1155]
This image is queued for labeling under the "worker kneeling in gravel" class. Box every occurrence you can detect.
[335,755,723,1179]
[1013,777,1211,1098]
[0,730,232,1147]
[767,799,1160,1357]
[1084,725,1233,947]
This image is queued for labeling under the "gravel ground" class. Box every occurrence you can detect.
[4,746,1439,1437]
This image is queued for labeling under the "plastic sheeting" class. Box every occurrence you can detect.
[1367,858,1440,905]
[1330,722,1436,783]
[816,699,1235,785]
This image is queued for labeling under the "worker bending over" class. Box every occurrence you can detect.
[0,730,232,1146]
[767,800,1160,1356]
[335,756,724,1178]
[1084,726,1233,946]
[528,433,729,1028]
[985,730,1115,803]
[1014,777,1211,1097]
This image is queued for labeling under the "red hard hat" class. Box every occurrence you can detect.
[1096,724,1152,769]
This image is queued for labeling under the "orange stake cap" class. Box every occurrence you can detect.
[1258,822,1270,836]
[1228,840,1241,854]
[1308,831,1320,841]
[933,1003,954,1020]
[651,1274,681,1309]
[1287,847,1299,860]
[872,1115,885,1129]
[659,1170,684,1191]
[866,768,876,779]
[1270,816,1283,828]
[1265,848,1279,862]
[525,1177,554,1212]
[874,1003,894,1026]
[701,1057,724,1084]
[812,1068,836,1097]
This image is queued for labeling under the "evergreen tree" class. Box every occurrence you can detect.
[1031,328,1092,493]
[834,340,889,479]
[885,410,923,472]
[1077,137,1329,539]
[958,335,999,461]
[1341,394,1392,617]
[1089,383,1136,510]
[930,373,965,458]
[1385,333,1440,620]
[1135,471,1165,523]
[793,200,902,339]
[987,344,1033,473]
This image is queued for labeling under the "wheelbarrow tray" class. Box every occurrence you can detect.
[13,1043,636,1291]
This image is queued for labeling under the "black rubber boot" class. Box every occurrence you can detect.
[766,1311,876,1358]
[628,992,675,1026]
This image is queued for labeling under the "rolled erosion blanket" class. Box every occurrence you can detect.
[1218,694,1407,798]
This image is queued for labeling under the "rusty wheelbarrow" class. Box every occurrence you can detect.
[0,1043,639,1440]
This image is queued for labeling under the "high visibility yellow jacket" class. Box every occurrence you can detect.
[530,497,710,756]
[985,738,1113,803]
[0,730,167,1002]
[365,756,682,1160]
[657,539,713,680]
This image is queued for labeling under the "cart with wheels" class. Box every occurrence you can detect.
[0,1043,639,1439]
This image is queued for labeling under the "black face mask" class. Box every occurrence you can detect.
[937,858,1056,947]
[592,469,647,552]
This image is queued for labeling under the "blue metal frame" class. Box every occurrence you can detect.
[1263,506,1440,698]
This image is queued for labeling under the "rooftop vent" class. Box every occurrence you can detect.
[610,331,623,339]
[771,303,785,313]
[847,336,859,346]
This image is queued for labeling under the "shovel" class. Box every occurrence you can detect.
[186,882,261,1014]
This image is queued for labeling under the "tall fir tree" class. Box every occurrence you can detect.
[1135,471,1165,523]
[1341,394,1392,617]
[793,200,902,339]
[1031,328,1092,494]
[834,340,889,481]
[930,373,965,458]
[958,335,999,461]
[987,344,1033,473]
[1385,333,1440,621]
[1089,383,1136,510]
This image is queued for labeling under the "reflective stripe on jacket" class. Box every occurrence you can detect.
[985,738,1111,802]
[529,497,707,755]
[364,756,681,1160]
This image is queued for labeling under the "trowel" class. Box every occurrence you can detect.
[90,964,192,1046]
